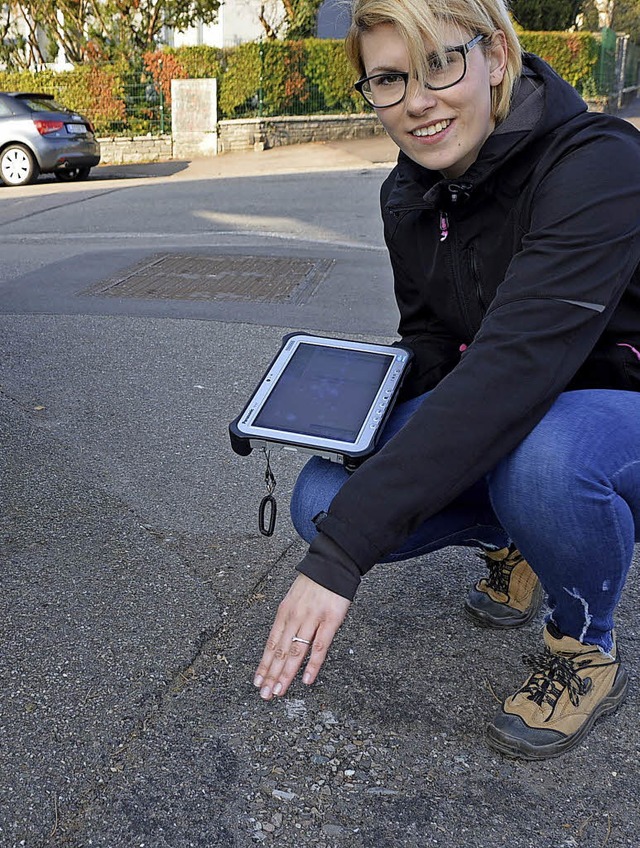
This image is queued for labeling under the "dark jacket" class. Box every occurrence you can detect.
[297,54,640,600]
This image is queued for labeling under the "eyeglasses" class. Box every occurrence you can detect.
[355,34,486,108]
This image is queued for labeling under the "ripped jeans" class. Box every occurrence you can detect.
[290,390,640,653]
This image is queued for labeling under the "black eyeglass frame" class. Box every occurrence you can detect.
[354,33,486,108]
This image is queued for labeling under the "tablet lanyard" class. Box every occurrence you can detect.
[259,449,277,537]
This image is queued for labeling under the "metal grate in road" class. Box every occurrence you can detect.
[83,253,334,304]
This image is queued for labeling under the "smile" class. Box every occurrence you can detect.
[411,119,451,137]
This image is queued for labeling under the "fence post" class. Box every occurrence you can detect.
[159,80,165,134]
[171,78,218,158]
[616,34,627,109]
[157,57,165,134]
[258,40,264,118]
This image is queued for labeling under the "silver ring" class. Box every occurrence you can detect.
[292,636,312,645]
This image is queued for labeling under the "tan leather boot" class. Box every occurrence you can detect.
[464,544,543,628]
[487,622,628,759]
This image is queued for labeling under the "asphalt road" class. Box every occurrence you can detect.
[1,134,639,848]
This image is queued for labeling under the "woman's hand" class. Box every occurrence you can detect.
[253,573,351,700]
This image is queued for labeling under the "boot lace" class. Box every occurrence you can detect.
[518,648,593,714]
[478,547,522,595]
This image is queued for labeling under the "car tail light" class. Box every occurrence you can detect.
[33,119,64,135]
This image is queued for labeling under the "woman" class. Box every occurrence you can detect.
[253,0,640,760]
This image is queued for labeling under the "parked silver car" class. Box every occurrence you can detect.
[0,92,101,187]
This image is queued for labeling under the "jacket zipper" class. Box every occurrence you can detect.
[390,202,482,339]
[469,244,487,311]
[442,214,476,341]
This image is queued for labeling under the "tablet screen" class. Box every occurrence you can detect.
[253,342,393,442]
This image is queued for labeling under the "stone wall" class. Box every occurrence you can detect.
[97,116,383,164]
[97,135,172,165]
[218,114,385,153]
[584,95,614,113]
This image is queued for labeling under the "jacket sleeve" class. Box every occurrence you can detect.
[296,126,640,600]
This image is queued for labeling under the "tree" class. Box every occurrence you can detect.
[612,0,640,40]
[1,0,222,66]
[603,0,640,40]
[511,0,583,30]
[258,0,324,39]
[36,0,92,64]
[0,4,30,69]
[89,0,222,58]
[282,0,324,37]
[578,0,640,40]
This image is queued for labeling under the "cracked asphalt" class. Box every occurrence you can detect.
[1,116,639,848]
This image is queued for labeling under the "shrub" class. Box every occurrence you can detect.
[519,31,600,94]
[217,41,262,117]
[143,50,188,107]
[303,38,362,113]
[55,65,127,133]
[213,38,361,117]
[511,0,583,31]
[0,68,58,95]
[0,31,610,134]
[0,65,126,134]
[164,45,226,79]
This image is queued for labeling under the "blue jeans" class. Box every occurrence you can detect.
[290,390,640,653]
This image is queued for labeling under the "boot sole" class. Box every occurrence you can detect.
[486,666,629,760]
[464,583,544,629]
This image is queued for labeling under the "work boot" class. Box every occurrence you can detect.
[487,622,628,760]
[464,544,543,628]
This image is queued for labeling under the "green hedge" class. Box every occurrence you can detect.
[0,65,126,133]
[210,32,601,117]
[0,32,608,134]
[164,44,226,79]
[220,38,370,116]
[519,31,600,93]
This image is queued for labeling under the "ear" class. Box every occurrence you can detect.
[488,30,508,86]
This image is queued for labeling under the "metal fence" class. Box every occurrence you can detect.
[618,37,640,101]
[110,31,639,137]
[112,79,169,136]
[216,40,361,120]
[596,29,640,104]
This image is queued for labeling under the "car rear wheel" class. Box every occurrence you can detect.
[55,165,92,182]
[0,144,40,186]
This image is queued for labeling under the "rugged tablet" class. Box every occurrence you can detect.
[229,333,412,468]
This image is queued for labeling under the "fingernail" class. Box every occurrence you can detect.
[273,682,282,696]
[260,686,271,699]
[303,673,311,685]
[253,675,263,688]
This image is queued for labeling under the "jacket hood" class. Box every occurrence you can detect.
[385,53,589,211]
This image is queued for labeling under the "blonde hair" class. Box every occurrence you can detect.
[345,0,522,123]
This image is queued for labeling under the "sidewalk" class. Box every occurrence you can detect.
[615,95,640,129]
[95,133,401,182]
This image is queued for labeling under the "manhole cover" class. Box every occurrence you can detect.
[83,253,334,304]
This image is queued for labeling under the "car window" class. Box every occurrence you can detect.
[20,97,68,112]
[0,100,13,117]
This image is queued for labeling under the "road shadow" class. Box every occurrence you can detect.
[93,160,192,180]
[27,160,192,185]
